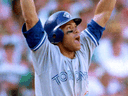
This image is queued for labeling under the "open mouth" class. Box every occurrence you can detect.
[75,36,80,43]
[76,35,80,41]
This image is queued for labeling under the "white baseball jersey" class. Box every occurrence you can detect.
[22,19,105,96]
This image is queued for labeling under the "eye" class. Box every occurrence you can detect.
[67,27,71,30]
[66,26,73,34]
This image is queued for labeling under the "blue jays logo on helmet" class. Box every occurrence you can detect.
[44,11,82,44]
[63,12,72,18]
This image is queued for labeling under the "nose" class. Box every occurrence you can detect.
[74,28,79,34]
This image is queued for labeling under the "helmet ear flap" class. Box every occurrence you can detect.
[49,28,64,44]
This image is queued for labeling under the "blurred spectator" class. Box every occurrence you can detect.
[70,0,94,17]
[88,62,105,96]
[19,57,35,96]
[12,0,24,28]
[100,72,123,95]
[1,0,12,5]
[0,81,8,96]
[55,0,75,12]
[123,78,128,95]
[1,16,24,64]
[96,21,128,78]
[37,0,57,26]
[0,36,4,64]
[0,0,12,22]
[0,43,30,96]
[120,8,128,43]
[78,7,94,32]
[93,20,128,95]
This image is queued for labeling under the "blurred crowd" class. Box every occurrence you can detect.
[0,0,128,96]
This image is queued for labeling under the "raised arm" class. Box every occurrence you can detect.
[93,0,116,27]
[20,0,39,30]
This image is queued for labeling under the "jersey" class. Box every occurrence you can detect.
[22,19,105,96]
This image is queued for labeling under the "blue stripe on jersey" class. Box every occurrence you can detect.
[84,29,98,46]
[22,20,46,51]
[85,20,105,45]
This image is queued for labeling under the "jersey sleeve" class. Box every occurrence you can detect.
[80,20,105,66]
[22,20,57,75]
[22,20,47,51]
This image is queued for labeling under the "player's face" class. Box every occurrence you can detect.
[60,20,81,52]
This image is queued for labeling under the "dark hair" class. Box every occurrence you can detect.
[4,43,15,49]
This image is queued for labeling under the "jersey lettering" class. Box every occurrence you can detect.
[60,72,68,82]
[52,71,88,85]
[75,71,88,82]
[52,74,60,85]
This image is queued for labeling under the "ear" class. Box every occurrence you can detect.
[49,28,64,44]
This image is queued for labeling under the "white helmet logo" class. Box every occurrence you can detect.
[63,12,72,18]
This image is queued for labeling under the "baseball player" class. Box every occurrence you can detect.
[20,0,116,96]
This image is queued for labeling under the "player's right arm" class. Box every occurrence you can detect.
[20,0,39,30]
[20,0,56,75]
[20,0,47,51]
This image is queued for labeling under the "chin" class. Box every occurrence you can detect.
[74,46,81,51]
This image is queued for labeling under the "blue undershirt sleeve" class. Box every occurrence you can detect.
[22,20,46,51]
[85,20,105,46]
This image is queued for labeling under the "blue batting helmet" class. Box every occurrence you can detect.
[44,11,82,44]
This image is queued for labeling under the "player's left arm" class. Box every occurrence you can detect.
[93,0,116,27]
[80,0,116,65]
[81,0,116,47]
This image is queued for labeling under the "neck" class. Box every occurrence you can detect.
[112,42,121,56]
[57,43,75,59]
[5,55,13,64]
[5,51,13,63]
